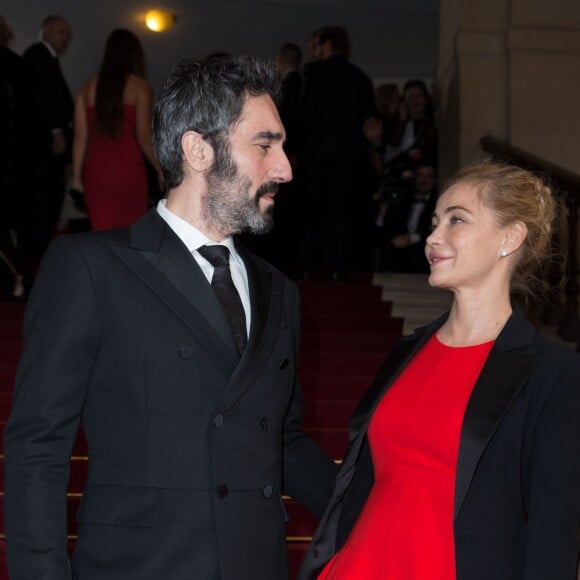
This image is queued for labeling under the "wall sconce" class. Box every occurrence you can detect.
[144,9,176,32]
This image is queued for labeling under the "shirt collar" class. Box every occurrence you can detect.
[156,198,238,257]
[42,41,58,58]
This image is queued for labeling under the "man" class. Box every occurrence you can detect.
[378,163,438,273]
[4,56,337,579]
[299,26,376,279]
[22,14,73,255]
[0,16,29,298]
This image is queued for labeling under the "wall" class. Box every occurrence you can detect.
[437,0,580,178]
[2,0,439,94]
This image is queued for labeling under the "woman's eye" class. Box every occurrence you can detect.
[450,215,464,225]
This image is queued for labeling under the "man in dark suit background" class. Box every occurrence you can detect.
[377,162,438,273]
[22,14,73,256]
[299,26,376,279]
[4,56,337,579]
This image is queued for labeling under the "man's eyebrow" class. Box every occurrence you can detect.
[252,131,284,141]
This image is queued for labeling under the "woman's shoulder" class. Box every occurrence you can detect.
[123,75,152,103]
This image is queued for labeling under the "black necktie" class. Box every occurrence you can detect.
[198,245,248,353]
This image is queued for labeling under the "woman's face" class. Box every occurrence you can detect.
[425,183,510,293]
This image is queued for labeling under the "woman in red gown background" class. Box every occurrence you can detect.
[72,28,162,231]
[299,161,580,580]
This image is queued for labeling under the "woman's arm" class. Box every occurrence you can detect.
[524,359,580,579]
[71,87,88,191]
[135,79,163,189]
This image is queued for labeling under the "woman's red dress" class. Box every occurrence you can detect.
[318,334,494,579]
[83,104,148,231]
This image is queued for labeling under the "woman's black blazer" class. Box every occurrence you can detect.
[299,309,580,580]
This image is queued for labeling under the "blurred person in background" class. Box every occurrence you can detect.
[72,28,162,230]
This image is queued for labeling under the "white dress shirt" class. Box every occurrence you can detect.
[156,199,251,337]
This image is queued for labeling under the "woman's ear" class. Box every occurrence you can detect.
[181,131,213,173]
[505,221,527,254]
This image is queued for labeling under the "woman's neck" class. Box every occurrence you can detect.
[437,290,513,347]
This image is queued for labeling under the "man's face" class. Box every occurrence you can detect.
[415,166,436,195]
[43,18,71,55]
[204,94,292,236]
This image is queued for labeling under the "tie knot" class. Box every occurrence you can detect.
[198,244,230,268]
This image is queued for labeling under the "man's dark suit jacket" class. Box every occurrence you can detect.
[299,309,580,580]
[299,54,375,161]
[22,42,73,155]
[4,209,337,579]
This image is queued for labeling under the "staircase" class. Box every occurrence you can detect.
[0,274,404,580]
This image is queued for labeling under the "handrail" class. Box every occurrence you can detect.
[480,136,580,197]
[480,135,580,350]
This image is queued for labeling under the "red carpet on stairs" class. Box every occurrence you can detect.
[0,277,403,580]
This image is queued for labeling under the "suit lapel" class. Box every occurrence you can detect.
[218,242,283,411]
[110,209,239,376]
[343,317,445,474]
[453,310,536,518]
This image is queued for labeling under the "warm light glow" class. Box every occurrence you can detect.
[144,9,175,32]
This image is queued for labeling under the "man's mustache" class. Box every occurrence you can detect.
[255,182,280,200]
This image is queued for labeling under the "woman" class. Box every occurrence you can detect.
[299,161,580,579]
[72,28,162,230]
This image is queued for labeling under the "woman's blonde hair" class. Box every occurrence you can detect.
[444,160,556,301]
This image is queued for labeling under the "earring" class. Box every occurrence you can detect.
[500,247,508,257]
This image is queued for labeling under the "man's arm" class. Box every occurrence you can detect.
[4,235,101,579]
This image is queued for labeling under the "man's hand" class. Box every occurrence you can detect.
[362,117,383,146]
[391,233,412,248]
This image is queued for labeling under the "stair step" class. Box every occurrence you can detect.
[303,399,358,428]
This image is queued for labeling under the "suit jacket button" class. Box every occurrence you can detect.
[279,358,289,370]
[216,484,229,498]
[260,417,268,431]
[313,549,319,558]
[262,484,273,499]
[213,414,224,428]
[179,346,193,359]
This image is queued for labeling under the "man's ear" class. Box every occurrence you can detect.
[505,221,527,254]
[181,131,213,173]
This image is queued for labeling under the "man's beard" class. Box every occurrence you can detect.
[204,142,278,236]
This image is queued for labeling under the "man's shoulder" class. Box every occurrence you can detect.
[23,42,48,61]
[0,46,23,69]
[48,227,131,257]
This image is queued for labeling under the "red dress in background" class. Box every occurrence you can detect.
[83,104,148,231]
[319,335,494,579]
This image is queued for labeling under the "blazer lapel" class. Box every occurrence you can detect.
[344,316,446,472]
[454,310,536,518]
[110,209,239,376]
[219,243,283,411]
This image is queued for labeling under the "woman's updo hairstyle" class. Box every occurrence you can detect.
[444,160,556,301]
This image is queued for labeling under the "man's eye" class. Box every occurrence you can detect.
[259,144,271,152]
